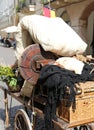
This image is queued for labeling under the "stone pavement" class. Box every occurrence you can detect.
[0,45,16,66]
[0,119,5,130]
[0,81,23,130]
[0,46,21,130]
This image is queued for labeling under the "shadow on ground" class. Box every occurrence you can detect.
[0,105,45,130]
[0,105,24,129]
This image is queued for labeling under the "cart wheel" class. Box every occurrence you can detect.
[79,125,89,130]
[14,109,32,130]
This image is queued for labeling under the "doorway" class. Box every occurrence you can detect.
[87,11,94,57]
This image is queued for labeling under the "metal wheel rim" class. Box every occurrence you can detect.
[14,109,32,130]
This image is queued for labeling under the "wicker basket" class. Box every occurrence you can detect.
[56,81,94,127]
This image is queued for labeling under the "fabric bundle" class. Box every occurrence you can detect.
[43,7,56,18]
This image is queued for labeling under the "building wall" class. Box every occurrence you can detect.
[0,0,35,29]
[0,0,15,29]
[56,0,94,55]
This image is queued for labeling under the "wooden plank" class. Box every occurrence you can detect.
[9,92,32,109]
[53,118,69,130]
[34,95,47,105]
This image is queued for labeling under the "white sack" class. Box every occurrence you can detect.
[20,14,87,56]
[15,20,34,59]
[55,57,85,74]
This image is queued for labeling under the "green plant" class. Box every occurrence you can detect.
[16,5,21,12]
[20,0,26,8]
[20,0,26,3]
[41,0,49,4]
[0,66,18,90]
[16,0,26,12]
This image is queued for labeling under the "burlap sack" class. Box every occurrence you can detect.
[20,14,87,57]
[15,20,34,59]
[20,80,34,98]
[55,57,84,74]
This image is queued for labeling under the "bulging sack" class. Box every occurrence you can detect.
[20,14,87,56]
[15,20,34,59]
[55,57,85,74]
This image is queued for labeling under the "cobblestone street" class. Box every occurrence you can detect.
[0,85,23,130]
[0,46,22,130]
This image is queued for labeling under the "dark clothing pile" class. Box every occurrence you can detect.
[37,63,94,130]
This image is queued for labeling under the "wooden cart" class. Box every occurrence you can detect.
[0,44,94,130]
[0,81,94,130]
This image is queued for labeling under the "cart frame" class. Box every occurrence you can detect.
[0,84,94,130]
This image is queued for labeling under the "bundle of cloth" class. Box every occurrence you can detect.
[15,14,87,59]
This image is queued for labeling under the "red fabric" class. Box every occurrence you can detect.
[43,7,50,17]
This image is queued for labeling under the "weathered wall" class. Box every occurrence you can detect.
[57,0,94,55]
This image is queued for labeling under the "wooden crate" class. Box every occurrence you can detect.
[56,81,94,127]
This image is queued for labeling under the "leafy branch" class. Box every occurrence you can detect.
[0,66,18,90]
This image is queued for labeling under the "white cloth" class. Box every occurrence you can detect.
[19,14,87,57]
[15,20,33,59]
[55,57,85,74]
